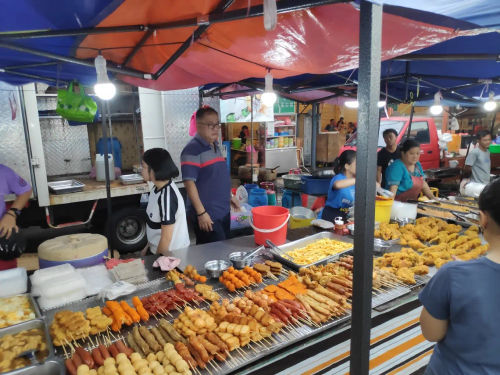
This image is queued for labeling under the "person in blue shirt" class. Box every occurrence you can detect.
[419,178,500,375]
[384,139,435,202]
[322,150,356,223]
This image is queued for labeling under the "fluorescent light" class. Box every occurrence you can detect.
[430,91,443,116]
[260,71,277,106]
[345,100,359,108]
[345,100,385,108]
[94,55,116,100]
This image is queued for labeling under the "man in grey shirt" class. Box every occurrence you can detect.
[464,130,492,184]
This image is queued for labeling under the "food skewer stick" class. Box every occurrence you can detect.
[61,343,69,359]
[160,307,174,318]
[246,342,258,354]
[210,359,222,371]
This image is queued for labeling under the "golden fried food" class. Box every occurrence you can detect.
[50,310,90,346]
[411,265,429,275]
[407,239,426,250]
[396,267,416,285]
[86,306,112,335]
[0,295,36,328]
[284,239,352,265]
[0,328,48,372]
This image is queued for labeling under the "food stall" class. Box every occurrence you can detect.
[0,209,487,374]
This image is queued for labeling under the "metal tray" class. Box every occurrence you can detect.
[0,293,42,329]
[0,318,54,374]
[119,173,144,185]
[47,179,85,194]
[7,360,64,375]
[417,204,477,227]
[269,231,353,270]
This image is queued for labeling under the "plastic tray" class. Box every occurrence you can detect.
[269,231,353,270]
[0,293,42,329]
[7,360,64,375]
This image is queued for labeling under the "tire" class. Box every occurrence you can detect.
[107,207,147,253]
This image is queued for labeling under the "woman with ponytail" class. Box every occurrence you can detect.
[322,150,356,222]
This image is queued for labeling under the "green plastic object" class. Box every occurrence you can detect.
[232,138,242,149]
[56,82,97,123]
[489,144,500,154]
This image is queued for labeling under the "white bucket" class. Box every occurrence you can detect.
[96,154,115,181]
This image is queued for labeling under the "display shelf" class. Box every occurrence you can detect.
[266,135,295,138]
[36,93,58,97]
[38,115,63,119]
[265,146,297,151]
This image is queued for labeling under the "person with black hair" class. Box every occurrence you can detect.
[141,148,189,255]
[377,128,400,184]
[325,119,336,132]
[419,179,500,374]
[322,150,356,222]
[181,106,240,244]
[239,125,249,144]
[463,130,492,185]
[384,139,435,202]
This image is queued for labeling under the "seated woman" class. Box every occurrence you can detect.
[141,148,190,255]
[322,150,356,222]
[384,139,435,202]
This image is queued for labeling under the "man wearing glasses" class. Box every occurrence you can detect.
[181,106,239,244]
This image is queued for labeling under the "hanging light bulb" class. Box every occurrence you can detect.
[94,54,116,100]
[484,91,497,112]
[377,100,386,108]
[261,71,277,106]
[429,91,443,116]
[263,0,277,31]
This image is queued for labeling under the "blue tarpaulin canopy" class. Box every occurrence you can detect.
[0,0,499,98]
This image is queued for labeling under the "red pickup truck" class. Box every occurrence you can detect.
[340,116,440,170]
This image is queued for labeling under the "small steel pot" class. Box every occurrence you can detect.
[228,251,252,269]
[204,260,232,278]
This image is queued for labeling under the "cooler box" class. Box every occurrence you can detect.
[38,233,108,269]
[301,176,331,195]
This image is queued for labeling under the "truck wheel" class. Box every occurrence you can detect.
[108,207,147,253]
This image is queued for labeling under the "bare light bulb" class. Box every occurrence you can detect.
[94,55,116,100]
[261,71,277,106]
[484,92,497,112]
[430,91,443,116]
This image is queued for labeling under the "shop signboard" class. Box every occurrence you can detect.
[274,96,296,114]
[220,95,273,122]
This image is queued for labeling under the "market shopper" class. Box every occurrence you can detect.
[0,164,32,269]
[325,119,336,132]
[239,125,249,145]
[322,150,356,222]
[181,106,240,244]
[463,130,492,185]
[377,128,400,185]
[384,139,435,202]
[141,148,189,255]
[419,178,500,375]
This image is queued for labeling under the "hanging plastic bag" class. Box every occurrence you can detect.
[56,81,98,123]
[263,0,277,31]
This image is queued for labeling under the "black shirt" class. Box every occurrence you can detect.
[377,147,401,180]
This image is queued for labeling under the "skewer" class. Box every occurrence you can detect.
[246,341,258,354]
[204,364,214,375]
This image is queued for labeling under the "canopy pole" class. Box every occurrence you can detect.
[0,41,150,79]
[100,101,113,229]
[0,68,68,84]
[311,103,319,168]
[350,1,382,374]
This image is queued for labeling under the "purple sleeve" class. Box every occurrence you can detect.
[4,167,31,195]
[418,265,451,320]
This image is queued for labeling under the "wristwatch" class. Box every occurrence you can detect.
[8,208,21,218]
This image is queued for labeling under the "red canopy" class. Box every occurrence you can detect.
[76,1,472,90]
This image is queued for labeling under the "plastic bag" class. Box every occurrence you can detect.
[99,281,137,300]
[263,0,277,31]
[56,82,97,123]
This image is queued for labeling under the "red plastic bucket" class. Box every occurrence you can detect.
[250,206,290,245]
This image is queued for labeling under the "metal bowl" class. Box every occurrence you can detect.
[204,260,232,279]
[228,251,252,269]
[373,238,393,255]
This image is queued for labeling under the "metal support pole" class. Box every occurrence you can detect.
[350,1,382,374]
[100,101,113,227]
[311,103,318,168]
[251,95,255,182]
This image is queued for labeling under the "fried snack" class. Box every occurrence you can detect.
[219,266,261,291]
[50,310,90,346]
[173,307,217,338]
[0,328,48,373]
[0,295,36,329]
[184,264,207,283]
[396,267,416,284]
[86,307,113,335]
[194,284,220,302]
[283,239,352,265]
